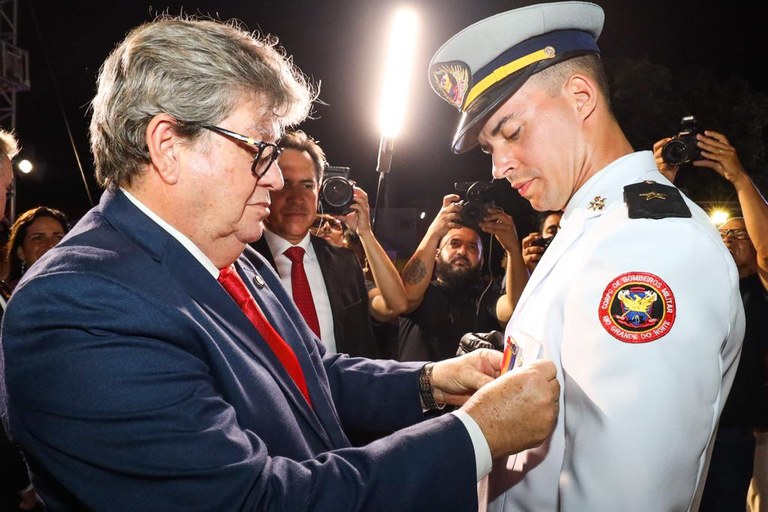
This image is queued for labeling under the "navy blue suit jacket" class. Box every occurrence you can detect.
[0,189,476,511]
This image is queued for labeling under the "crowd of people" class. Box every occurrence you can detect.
[0,1,765,511]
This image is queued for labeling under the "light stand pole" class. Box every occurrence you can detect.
[371,8,417,231]
[372,136,395,229]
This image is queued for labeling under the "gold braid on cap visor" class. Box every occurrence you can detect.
[462,46,556,111]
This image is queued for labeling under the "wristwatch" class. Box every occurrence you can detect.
[419,363,445,411]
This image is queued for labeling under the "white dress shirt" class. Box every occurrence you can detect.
[262,229,337,354]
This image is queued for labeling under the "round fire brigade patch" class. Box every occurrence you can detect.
[598,272,676,343]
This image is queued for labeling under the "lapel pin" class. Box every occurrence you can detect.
[588,195,606,211]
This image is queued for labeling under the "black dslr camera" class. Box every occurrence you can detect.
[661,115,701,166]
[531,235,555,251]
[319,166,354,215]
[454,180,495,232]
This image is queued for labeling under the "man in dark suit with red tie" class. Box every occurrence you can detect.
[0,16,560,511]
[250,129,380,359]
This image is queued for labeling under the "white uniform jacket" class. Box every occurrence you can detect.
[488,151,745,512]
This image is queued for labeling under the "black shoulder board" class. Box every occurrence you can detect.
[623,181,691,219]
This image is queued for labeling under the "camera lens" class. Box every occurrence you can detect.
[320,176,354,211]
[460,201,485,230]
[661,139,692,166]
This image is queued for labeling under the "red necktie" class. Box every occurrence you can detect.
[218,265,311,406]
[283,247,321,338]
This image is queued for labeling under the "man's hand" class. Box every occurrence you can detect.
[341,186,371,236]
[430,348,502,406]
[461,359,560,459]
[429,350,560,459]
[478,207,519,253]
[429,194,464,239]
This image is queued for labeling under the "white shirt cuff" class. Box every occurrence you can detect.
[452,409,492,481]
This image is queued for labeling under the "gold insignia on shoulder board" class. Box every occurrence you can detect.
[639,192,667,201]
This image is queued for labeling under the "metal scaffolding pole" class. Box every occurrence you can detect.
[0,0,30,222]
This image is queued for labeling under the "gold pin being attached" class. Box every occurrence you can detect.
[639,191,667,201]
[588,195,606,211]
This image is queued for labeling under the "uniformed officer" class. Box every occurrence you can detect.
[428,2,746,511]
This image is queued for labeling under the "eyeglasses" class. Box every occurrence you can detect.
[311,216,344,232]
[200,124,282,179]
[719,228,750,240]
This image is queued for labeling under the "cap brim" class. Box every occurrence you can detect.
[450,64,538,154]
[450,50,591,154]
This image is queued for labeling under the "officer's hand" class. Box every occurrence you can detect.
[461,359,559,459]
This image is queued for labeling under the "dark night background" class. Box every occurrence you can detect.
[6,0,766,262]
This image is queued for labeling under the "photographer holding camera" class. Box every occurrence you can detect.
[397,193,528,363]
[520,210,563,274]
[654,129,768,512]
[252,130,407,363]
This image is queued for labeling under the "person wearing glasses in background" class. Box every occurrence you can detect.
[309,212,404,360]
[311,214,346,247]
[252,129,407,362]
[0,18,562,510]
[654,130,768,512]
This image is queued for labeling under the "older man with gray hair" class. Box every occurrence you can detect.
[0,16,560,511]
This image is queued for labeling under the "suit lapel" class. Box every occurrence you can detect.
[238,254,347,449]
[163,243,336,446]
[102,190,341,449]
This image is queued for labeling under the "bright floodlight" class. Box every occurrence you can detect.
[378,8,418,139]
[709,208,730,226]
[17,159,33,174]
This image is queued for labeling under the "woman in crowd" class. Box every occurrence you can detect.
[1,206,69,296]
